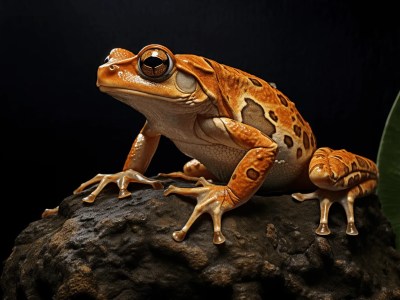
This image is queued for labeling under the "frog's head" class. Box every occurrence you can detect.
[97,44,220,114]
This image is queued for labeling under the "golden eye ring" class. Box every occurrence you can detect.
[138,46,174,80]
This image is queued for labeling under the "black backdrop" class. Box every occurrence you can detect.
[1,0,399,276]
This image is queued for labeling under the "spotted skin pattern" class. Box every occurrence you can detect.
[69,44,379,244]
[293,148,378,235]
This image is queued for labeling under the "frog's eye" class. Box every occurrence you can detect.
[138,48,173,80]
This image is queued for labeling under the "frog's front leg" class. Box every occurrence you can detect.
[164,117,278,244]
[74,121,163,203]
[293,147,378,235]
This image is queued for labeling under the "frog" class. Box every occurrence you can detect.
[71,44,379,244]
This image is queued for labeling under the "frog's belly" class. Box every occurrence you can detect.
[173,141,304,190]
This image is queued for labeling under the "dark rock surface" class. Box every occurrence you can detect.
[2,180,400,299]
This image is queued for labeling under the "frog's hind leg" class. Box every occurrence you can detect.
[292,147,378,236]
[293,190,335,235]
[341,179,377,234]
[158,159,217,182]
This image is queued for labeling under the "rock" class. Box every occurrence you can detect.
[1,179,400,299]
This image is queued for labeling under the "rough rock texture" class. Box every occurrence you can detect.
[2,180,400,300]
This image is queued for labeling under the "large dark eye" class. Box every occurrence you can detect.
[138,48,173,79]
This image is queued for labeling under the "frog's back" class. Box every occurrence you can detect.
[174,54,317,189]
[210,61,317,166]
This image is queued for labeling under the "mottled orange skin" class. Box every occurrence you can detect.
[71,44,378,243]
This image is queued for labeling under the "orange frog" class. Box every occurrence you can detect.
[67,45,378,244]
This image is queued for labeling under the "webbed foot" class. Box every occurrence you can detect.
[74,169,163,204]
[164,177,238,244]
[292,189,359,236]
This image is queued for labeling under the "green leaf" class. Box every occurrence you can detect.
[377,91,400,249]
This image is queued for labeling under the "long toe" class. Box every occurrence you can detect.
[163,185,177,196]
[41,207,59,218]
[316,223,331,235]
[82,194,96,203]
[172,230,187,242]
[213,232,226,244]
[346,222,359,235]
[118,189,132,199]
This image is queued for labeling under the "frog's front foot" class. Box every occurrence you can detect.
[74,169,163,204]
[164,177,238,244]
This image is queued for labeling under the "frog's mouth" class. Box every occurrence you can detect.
[98,86,185,102]
[98,85,205,115]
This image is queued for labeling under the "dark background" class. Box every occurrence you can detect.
[1,0,399,277]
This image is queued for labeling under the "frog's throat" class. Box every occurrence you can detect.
[98,86,213,117]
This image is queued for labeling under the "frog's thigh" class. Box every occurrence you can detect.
[308,147,377,192]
